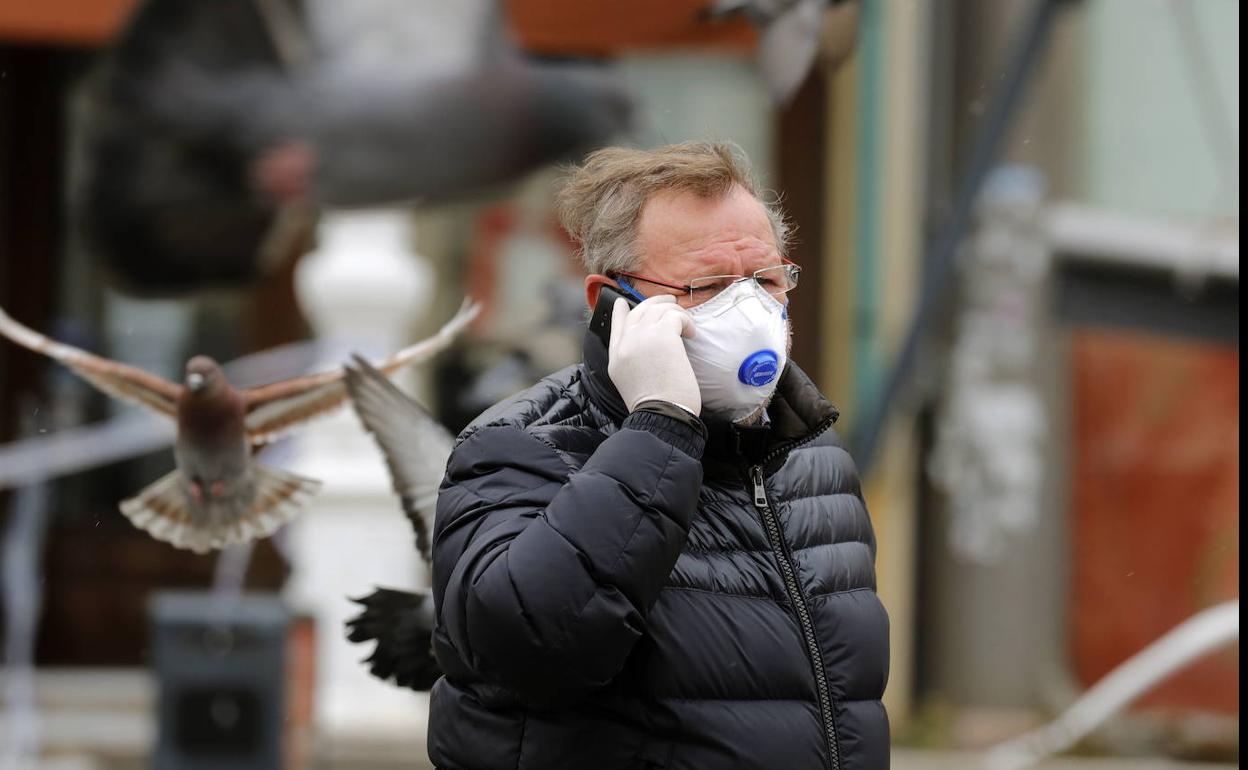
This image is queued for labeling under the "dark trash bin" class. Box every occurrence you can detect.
[149,591,290,770]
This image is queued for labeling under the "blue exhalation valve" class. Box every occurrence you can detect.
[738,350,780,387]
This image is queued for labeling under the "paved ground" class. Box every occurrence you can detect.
[273,744,1243,769]
[7,744,1238,769]
[892,750,1236,769]
[3,670,1235,770]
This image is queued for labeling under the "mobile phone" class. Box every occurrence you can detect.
[588,284,638,348]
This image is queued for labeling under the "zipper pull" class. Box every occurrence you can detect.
[750,466,768,509]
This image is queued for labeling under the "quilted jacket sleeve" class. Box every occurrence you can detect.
[432,411,704,707]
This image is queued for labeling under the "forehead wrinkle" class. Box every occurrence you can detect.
[696,240,775,273]
[649,236,779,281]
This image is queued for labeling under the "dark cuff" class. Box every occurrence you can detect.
[624,402,707,459]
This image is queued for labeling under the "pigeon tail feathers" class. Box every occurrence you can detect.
[120,464,320,553]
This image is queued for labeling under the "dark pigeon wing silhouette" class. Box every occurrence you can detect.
[343,353,456,563]
[342,354,460,691]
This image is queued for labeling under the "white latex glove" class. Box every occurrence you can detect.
[607,294,701,415]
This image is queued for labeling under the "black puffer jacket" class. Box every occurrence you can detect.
[429,333,889,769]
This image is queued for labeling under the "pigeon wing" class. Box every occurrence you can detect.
[0,305,181,417]
[344,354,454,564]
[756,0,824,105]
[241,299,478,446]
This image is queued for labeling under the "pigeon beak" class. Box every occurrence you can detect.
[186,373,206,393]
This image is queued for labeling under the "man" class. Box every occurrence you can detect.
[429,142,888,769]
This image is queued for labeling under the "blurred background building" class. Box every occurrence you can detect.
[0,0,1238,768]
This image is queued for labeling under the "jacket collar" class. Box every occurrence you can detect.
[581,329,838,467]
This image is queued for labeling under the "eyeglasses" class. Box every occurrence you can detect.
[612,260,801,304]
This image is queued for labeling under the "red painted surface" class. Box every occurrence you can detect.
[285,615,317,769]
[0,0,137,46]
[505,0,757,56]
[1070,329,1239,714]
[1,1,753,53]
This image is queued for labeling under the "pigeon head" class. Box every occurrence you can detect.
[184,356,224,394]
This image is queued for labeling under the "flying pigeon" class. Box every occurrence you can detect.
[81,0,633,295]
[0,301,479,554]
[702,0,856,105]
[343,354,457,691]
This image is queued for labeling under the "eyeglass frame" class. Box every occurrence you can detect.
[608,258,802,303]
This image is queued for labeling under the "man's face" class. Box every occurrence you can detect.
[584,184,784,310]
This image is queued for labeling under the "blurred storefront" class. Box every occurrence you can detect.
[832,0,1239,760]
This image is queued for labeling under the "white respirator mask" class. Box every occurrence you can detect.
[682,279,790,422]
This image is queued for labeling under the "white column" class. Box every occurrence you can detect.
[283,208,434,740]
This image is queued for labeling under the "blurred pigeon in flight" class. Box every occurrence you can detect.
[343,355,456,690]
[702,0,855,105]
[81,0,632,296]
[0,301,479,553]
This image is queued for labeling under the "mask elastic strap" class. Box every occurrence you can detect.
[614,277,647,303]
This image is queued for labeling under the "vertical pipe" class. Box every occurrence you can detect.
[852,0,885,420]
[850,0,1070,474]
[2,412,52,770]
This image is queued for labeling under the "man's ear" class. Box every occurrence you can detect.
[584,274,614,312]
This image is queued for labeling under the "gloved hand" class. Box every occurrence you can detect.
[607,294,701,415]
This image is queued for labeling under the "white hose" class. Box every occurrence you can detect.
[982,600,1240,770]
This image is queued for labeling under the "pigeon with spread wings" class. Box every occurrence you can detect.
[0,301,478,554]
[343,354,457,691]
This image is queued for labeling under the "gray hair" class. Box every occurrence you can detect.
[555,142,791,276]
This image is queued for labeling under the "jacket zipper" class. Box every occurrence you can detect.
[748,417,839,769]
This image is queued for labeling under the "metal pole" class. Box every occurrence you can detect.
[849,0,1075,474]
